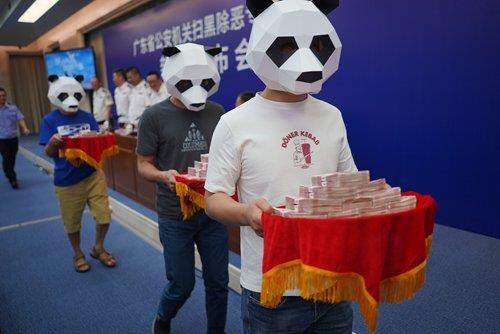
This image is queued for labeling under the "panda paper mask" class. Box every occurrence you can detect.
[47,75,85,113]
[162,43,221,111]
[246,0,341,95]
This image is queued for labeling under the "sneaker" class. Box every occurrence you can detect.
[10,180,18,189]
[152,315,170,334]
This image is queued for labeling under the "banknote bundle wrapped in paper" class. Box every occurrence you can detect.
[276,171,417,218]
[187,154,209,180]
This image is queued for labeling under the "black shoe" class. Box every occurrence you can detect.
[9,180,18,189]
[152,315,170,334]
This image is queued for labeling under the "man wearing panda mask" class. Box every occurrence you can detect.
[136,43,228,334]
[39,75,117,273]
[205,1,355,332]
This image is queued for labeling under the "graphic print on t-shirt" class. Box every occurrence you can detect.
[281,130,321,169]
[57,123,91,136]
[182,122,208,152]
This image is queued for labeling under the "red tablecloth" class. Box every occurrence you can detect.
[59,133,118,169]
[261,192,437,332]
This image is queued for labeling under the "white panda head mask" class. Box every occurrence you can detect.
[161,43,222,112]
[246,0,341,95]
[47,75,85,113]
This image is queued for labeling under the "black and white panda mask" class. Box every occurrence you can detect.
[162,43,222,112]
[246,0,341,95]
[47,75,85,113]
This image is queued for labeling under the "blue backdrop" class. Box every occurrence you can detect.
[102,0,500,238]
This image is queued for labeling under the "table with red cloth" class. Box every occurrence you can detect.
[260,192,437,332]
[59,133,119,169]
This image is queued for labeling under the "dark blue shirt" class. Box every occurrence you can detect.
[39,110,99,187]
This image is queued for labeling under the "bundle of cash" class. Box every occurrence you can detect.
[186,154,209,180]
[274,171,417,218]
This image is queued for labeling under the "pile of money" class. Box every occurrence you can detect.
[187,154,209,180]
[274,171,417,218]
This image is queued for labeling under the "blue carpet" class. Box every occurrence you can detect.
[0,154,60,227]
[19,134,46,158]
[0,215,243,334]
[351,224,500,334]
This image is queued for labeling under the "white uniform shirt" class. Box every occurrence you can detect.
[205,94,358,293]
[114,82,131,123]
[128,80,149,124]
[146,83,170,107]
[92,87,114,122]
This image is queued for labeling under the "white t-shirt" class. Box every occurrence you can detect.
[205,93,358,292]
[114,83,131,123]
[128,80,149,124]
[92,87,113,122]
[146,83,170,107]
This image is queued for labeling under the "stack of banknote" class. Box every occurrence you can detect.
[276,171,417,218]
[187,154,209,179]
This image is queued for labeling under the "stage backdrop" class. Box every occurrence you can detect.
[102,0,500,238]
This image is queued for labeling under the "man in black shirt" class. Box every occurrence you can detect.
[137,43,228,334]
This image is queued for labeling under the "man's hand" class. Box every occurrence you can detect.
[159,169,179,191]
[243,199,273,237]
[44,133,64,158]
[49,133,64,148]
[21,127,30,136]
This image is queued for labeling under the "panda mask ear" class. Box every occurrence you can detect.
[246,0,274,18]
[162,46,181,57]
[48,75,59,83]
[311,0,340,15]
[204,46,222,57]
[74,75,84,83]
[246,0,340,18]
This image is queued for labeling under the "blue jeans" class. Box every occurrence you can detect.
[241,288,353,333]
[157,212,229,334]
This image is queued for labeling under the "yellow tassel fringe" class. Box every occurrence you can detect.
[175,182,205,220]
[59,146,119,170]
[261,236,433,333]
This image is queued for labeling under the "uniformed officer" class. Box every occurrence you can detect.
[91,77,113,128]
[146,71,170,107]
[112,68,131,126]
[125,66,148,127]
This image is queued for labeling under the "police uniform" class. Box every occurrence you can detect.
[146,83,170,107]
[128,80,149,125]
[92,87,113,124]
[114,82,131,124]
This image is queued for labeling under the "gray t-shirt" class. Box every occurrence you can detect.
[136,99,225,219]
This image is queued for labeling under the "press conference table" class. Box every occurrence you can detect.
[103,133,241,254]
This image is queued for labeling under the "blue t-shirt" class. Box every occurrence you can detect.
[39,110,99,187]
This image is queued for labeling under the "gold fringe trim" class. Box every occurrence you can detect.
[175,182,205,220]
[261,235,433,333]
[380,236,433,304]
[59,146,119,169]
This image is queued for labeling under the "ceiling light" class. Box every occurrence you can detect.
[18,0,60,23]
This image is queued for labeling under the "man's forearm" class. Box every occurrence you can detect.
[19,119,29,132]
[137,160,164,183]
[205,192,248,227]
